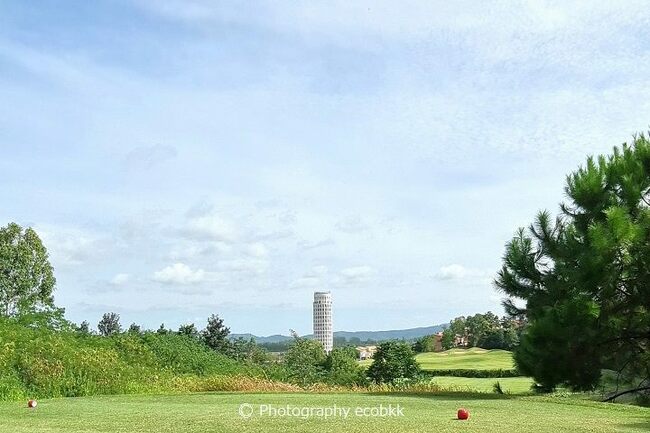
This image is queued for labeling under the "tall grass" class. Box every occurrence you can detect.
[0,320,261,400]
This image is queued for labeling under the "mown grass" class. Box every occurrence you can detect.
[1,392,647,433]
[428,376,534,394]
[360,348,515,372]
[416,348,515,371]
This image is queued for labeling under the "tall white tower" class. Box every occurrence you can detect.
[313,291,333,353]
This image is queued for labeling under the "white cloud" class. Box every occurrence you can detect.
[168,242,230,260]
[336,216,369,233]
[153,263,206,285]
[339,265,375,284]
[110,273,130,285]
[37,225,109,267]
[183,215,236,242]
[244,242,268,258]
[290,276,321,289]
[124,144,177,170]
[218,259,268,275]
[435,264,492,282]
[305,265,328,277]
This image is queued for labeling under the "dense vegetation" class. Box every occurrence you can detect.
[439,312,521,351]
[0,318,260,400]
[497,135,650,403]
[367,341,420,384]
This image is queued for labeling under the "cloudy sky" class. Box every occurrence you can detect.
[2,1,650,335]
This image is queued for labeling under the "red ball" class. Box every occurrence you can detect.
[28,400,37,408]
[457,408,469,420]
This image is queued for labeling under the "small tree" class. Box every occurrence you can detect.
[367,341,420,384]
[284,335,326,386]
[127,323,142,335]
[441,328,454,350]
[413,334,437,353]
[156,323,169,335]
[201,314,231,354]
[98,312,121,336]
[231,337,271,364]
[76,320,92,335]
[324,346,367,386]
[178,323,199,339]
[0,223,57,317]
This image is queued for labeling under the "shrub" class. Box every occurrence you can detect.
[420,369,521,378]
[0,319,257,400]
[367,341,420,384]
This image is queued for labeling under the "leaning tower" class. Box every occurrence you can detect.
[313,291,333,353]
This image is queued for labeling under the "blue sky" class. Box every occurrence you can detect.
[2,1,650,335]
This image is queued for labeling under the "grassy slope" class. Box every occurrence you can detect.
[1,392,647,433]
[429,377,534,394]
[416,348,515,371]
[359,348,515,371]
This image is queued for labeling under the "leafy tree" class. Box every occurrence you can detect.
[413,334,437,353]
[156,323,169,335]
[76,320,92,335]
[98,312,121,336]
[258,340,291,352]
[367,340,420,384]
[201,314,232,354]
[478,328,507,349]
[441,328,454,350]
[324,346,368,386]
[465,312,500,347]
[0,223,57,317]
[501,319,521,349]
[496,136,650,400]
[283,335,326,386]
[127,323,142,335]
[178,323,199,339]
[231,337,271,364]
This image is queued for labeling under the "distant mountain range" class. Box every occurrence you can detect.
[230,324,447,344]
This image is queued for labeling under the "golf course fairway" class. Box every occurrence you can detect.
[1,392,647,433]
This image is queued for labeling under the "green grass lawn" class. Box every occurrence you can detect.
[429,376,534,394]
[416,348,515,370]
[0,392,647,433]
[359,348,515,370]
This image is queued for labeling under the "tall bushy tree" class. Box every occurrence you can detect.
[367,341,420,384]
[0,223,57,317]
[496,135,650,399]
[324,346,368,386]
[76,320,92,335]
[283,335,326,386]
[98,312,121,336]
[413,334,437,353]
[201,314,231,354]
[127,323,142,335]
[178,323,199,339]
[441,328,454,350]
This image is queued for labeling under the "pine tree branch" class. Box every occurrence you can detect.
[603,385,650,402]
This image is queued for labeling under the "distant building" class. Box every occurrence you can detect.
[313,291,333,353]
[433,332,444,352]
[357,345,377,360]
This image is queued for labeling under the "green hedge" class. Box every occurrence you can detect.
[420,369,521,378]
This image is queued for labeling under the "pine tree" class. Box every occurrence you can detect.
[496,135,650,400]
[201,314,232,354]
